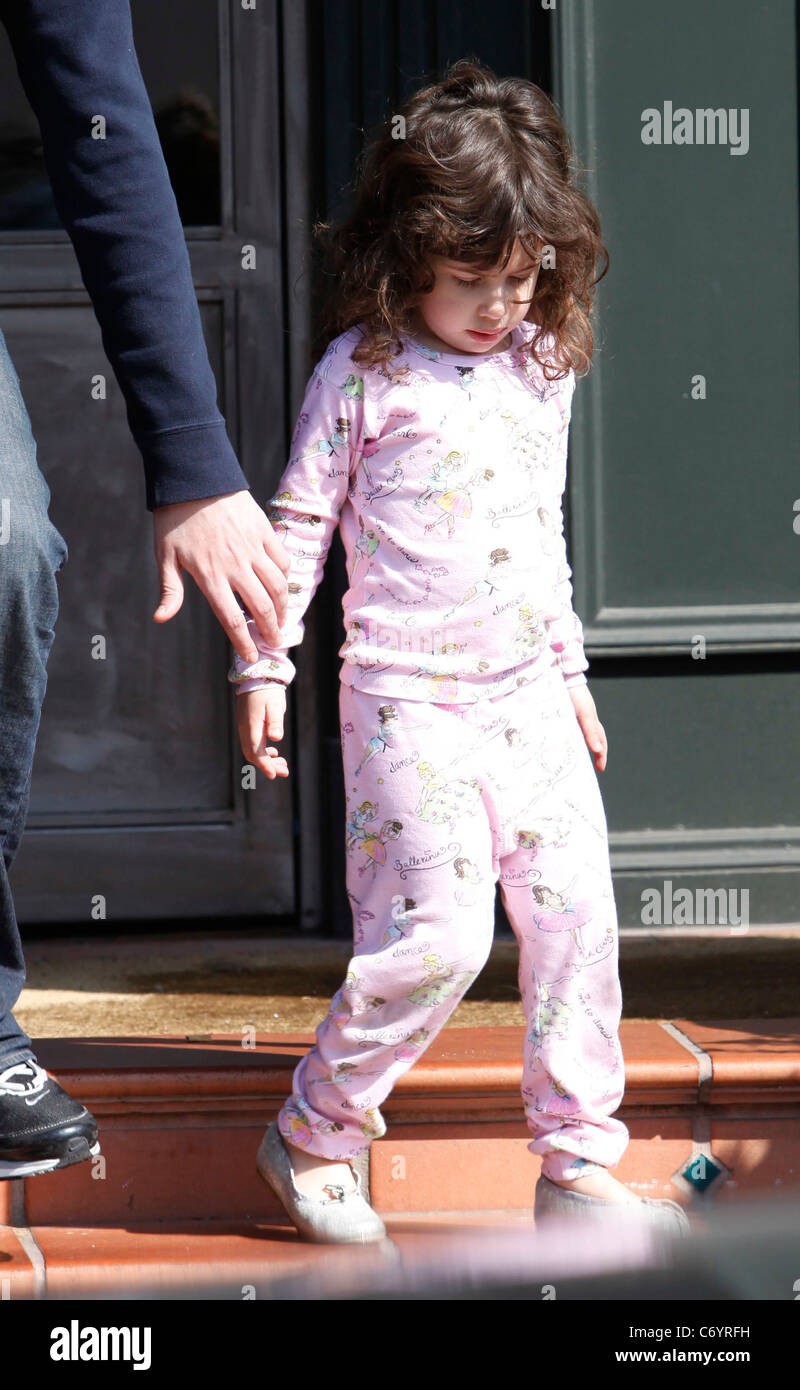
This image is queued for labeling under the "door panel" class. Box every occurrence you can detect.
[556,0,800,920]
[0,1,295,923]
[560,0,800,651]
[0,0,222,231]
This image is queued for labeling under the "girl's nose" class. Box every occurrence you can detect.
[480,287,511,320]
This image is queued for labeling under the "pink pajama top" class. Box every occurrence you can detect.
[228,319,589,704]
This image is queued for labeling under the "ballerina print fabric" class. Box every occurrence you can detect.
[276,663,628,1180]
[227,318,589,703]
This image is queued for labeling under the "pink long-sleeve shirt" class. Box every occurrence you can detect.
[228,318,589,704]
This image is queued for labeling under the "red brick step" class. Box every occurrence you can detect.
[2,1019,799,1296]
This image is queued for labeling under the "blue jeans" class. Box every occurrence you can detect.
[0,325,68,1065]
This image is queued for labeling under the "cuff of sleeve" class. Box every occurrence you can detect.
[138,419,251,510]
[227,658,294,690]
[232,677,290,695]
[562,670,588,689]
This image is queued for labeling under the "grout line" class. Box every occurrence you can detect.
[11,1226,46,1300]
[658,1022,735,1196]
[9,1180,46,1299]
[659,1021,713,1106]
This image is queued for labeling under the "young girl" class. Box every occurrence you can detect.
[229,59,688,1243]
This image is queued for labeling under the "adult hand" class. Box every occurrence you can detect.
[568,683,608,772]
[152,490,290,662]
[236,686,289,779]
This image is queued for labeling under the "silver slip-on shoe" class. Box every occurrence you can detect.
[256,1121,388,1244]
[534,1173,691,1237]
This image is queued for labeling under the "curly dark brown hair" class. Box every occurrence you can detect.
[313,56,608,384]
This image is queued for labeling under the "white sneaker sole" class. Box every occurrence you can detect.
[0,1139,101,1180]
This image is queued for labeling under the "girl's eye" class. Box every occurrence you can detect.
[453,275,533,288]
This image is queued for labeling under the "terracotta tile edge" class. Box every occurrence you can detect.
[29,1021,800,1103]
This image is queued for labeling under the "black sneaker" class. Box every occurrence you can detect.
[0,1057,100,1179]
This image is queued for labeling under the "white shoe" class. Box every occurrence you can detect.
[256,1122,387,1244]
[535,1173,690,1236]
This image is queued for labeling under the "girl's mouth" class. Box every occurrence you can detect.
[467,327,506,342]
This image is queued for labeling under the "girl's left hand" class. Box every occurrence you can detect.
[567,683,608,772]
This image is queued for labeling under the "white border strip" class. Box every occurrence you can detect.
[659,1021,713,1103]
[10,1179,46,1299]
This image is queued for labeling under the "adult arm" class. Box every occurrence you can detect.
[0,0,244,509]
[0,0,289,652]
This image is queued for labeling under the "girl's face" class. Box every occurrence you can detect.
[409,241,541,356]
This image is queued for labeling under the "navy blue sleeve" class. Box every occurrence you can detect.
[0,0,251,511]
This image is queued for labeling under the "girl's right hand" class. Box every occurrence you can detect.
[236,685,289,779]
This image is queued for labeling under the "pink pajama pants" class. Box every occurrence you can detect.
[277,660,630,1181]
